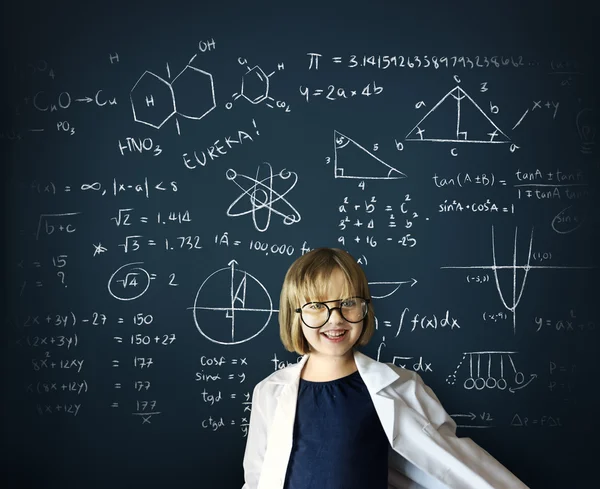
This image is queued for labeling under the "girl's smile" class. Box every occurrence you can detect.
[320,328,349,341]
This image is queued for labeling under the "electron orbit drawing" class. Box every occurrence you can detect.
[189,260,278,345]
[130,53,216,135]
[405,84,510,144]
[446,351,537,393]
[333,130,407,180]
[441,225,595,332]
[226,162,301,232]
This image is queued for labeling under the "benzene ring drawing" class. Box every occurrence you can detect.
[405,85,510,143]
[334,130,406,179]
[190,260,278,345]
[226,162,301,232]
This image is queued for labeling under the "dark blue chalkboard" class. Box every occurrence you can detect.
[1,1,599,488]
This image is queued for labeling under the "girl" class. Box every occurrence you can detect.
[242,248,529,489]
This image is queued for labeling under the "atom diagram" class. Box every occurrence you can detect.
[225,162,301,232]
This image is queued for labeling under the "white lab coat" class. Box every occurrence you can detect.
[242,350,529,489]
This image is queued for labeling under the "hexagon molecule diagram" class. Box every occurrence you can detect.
[130,72,176,130]
[240,65,270,104]
[171,62,216,119]
[226,58,290,111]
[130,53,216,134]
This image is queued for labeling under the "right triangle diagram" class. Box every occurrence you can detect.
[333,130,407,180]
[405,86,510,143]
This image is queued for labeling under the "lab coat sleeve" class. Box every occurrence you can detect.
[409,372,459,436]
[241,382,267,489]
[409,372,529,489]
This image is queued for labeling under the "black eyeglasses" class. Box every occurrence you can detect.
[295,297,370,329]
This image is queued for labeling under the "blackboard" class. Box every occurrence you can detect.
[2,1,599,488]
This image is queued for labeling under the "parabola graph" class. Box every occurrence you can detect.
[441,226,595,333]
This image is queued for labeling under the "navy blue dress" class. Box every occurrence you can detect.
[283,370,389,489]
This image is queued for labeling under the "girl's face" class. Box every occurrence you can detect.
[299,268,364,360]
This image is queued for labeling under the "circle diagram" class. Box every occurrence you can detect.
[108,262,151,301]
[191,260,277,345]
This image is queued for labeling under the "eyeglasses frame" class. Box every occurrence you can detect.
[295,296,371,329]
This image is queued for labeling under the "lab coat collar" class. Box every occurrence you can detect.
[265,349,401,393]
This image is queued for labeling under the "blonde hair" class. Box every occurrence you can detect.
[279,247,375,354]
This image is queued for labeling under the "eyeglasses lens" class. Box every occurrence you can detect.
[301,298,367,327]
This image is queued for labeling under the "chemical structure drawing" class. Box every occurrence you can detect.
[225,162,301,233]
[441,225,595,332]
[130,53,216,135]
[334,130,407,180]
[190,260,278,345]
[446,351,537,393]
[226,57,290,112]
[405,84,510,144]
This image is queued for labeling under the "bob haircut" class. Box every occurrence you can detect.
[279,247,375,355]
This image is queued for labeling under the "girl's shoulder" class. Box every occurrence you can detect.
[250,361,305,412]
